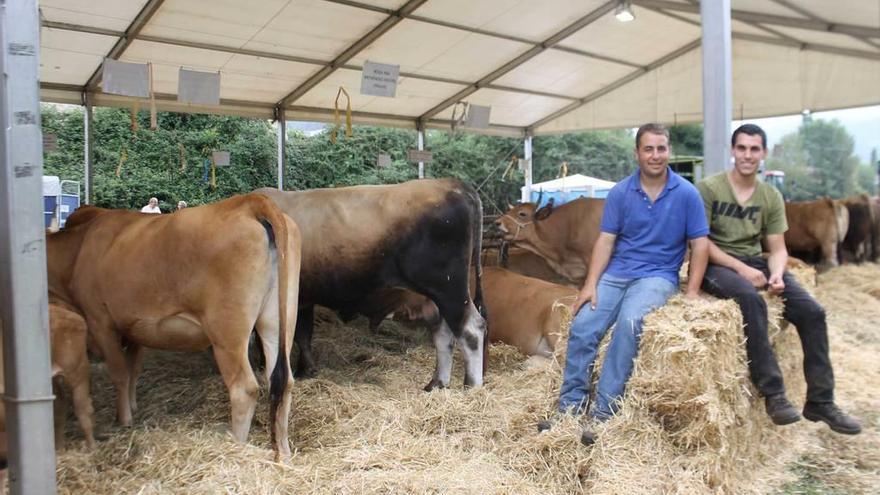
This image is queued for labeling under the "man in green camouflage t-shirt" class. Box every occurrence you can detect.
[696,124,860,435]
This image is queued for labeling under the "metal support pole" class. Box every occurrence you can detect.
[700,0,733,178]
[417,126,425,179]
[521,133,533,203]
[83,94,93,204]
[0,0,59,493]
[276,107,286,190]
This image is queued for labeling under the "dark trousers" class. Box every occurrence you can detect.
[701,256,834,403]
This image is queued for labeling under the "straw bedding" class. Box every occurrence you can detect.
[52,264,879,494]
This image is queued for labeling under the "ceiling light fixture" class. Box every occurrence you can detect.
[614,0,635,22]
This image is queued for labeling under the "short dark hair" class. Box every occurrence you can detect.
[731,124,767,149]
[635,123,669,148]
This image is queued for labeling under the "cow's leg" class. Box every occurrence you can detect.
[212,343,260,444]
[255,306,295,460]
[820,239,839,269]
[88,320,132,426]
[66,357,96,450]
[425,320,454,391]
[294,305,317,378]
[52,377,66,450]
[456,302,485,388]
[125,343,145,413]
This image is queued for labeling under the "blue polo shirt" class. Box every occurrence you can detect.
[600,167,709,285]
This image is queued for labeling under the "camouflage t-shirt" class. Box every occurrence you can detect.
[696,172,788,257]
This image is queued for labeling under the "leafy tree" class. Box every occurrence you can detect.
[532,130,634,184]
[668,123,703,157]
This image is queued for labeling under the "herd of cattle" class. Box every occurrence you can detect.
[1,178,877,466]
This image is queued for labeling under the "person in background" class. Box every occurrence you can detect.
[177,200,188,211]
[140,197,161,214]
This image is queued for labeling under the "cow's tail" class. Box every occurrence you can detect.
[468,188,488,374]
[251,193,291,451]
[867,195,878,262]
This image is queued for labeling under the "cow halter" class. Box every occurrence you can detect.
[502,214,532,242]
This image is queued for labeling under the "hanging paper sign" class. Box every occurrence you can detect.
[464,104,491,129]
[42,133,57,152]
[376,153,392,168]
[407,149,433,163]
[178,68,221,105]
[360,61,400,98]
[212,151,231,166]
[102,59,150,98]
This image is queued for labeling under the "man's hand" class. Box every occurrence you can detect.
[738,265,768,289]
[572,285,597,314]
[767,273,785,295]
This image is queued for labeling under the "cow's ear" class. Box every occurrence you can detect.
[534,198,555,221]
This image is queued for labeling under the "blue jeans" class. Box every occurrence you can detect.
[558,274,677,419]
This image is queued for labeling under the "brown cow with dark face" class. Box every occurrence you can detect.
[784,198,847,269]
[255,178,486,391]
[47,194,300,460]
[495,197,605,285]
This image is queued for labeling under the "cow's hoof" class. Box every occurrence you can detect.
[294,367,317,379]
[423,379,447,392]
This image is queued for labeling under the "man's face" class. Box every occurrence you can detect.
[149,198,158,207]
[732,133,766,177]
[635,132,670,180]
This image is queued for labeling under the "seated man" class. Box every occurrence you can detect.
[540,123,709,445]
[697,123,860,434]
[140,197,161,214]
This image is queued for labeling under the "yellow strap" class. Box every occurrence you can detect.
[450,101,468,131]
[115,147,128,178]
[558,161,568,179]
[210,153,217,190]
[148,63,157,130]
[130,100,139,132]
[331,86,353,143]
[178,142,186,171]
[501,155,518,180]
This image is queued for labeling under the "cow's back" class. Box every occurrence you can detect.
[784,199,838,252]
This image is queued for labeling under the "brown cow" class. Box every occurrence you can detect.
[483,246,575,286]
[255,179,486,391]
[839,194,877,263]
[0,302,96,473]
[784,198,847,269]
[47,194,300,460]
[495,197,605,285]
[362,267,577,358]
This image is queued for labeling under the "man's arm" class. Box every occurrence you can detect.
[686,236,709,297]
[706,239,768,288]
[765,233,788,294]
[572,232,616,313]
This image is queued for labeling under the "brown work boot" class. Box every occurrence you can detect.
[765,393,801,425]
[803,402,862,435]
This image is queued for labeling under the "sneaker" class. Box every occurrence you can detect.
[803,402,862,435]
[764,393,802,425]
[580,428,597,446]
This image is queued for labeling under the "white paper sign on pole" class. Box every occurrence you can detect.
[212,151,231,166]
[465,104,491,129]
[376,153,392,168]
[178,68,221,105]
[102,59,150,98]
[360,61,400,98]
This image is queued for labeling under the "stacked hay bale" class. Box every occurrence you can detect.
[54,265,857,495]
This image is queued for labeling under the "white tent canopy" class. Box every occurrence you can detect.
[527,173,617,192]
[38,0,880,137]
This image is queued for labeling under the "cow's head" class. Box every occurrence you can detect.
[495,194,555,243]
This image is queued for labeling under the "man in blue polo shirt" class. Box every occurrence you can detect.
[539,123,709,445]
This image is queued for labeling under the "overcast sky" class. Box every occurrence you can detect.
[734,105,880,164]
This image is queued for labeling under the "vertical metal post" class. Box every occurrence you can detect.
[417,126,425,179]
[276,107,286,190]
[700,0,733,178]
[521,133,533,203]
[83,94,93,204]
[0,0,59,493]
